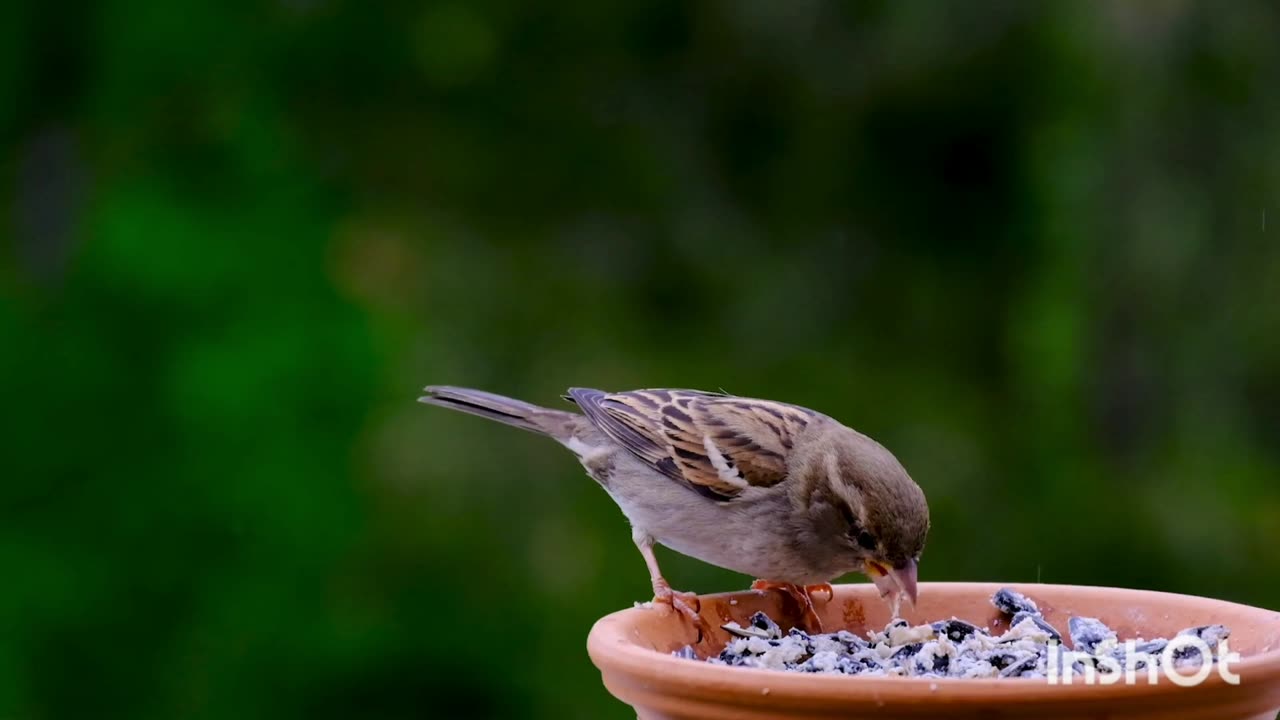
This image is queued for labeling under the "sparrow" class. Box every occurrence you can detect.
[418,386,929,633]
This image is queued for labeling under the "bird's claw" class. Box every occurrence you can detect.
[653,581,706,641]
[750,580,830,633]
[806,582,834,603]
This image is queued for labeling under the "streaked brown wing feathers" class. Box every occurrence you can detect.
[575,388,815,500]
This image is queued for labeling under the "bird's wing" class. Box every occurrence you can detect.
[567,388,816,500]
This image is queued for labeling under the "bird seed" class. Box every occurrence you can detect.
[679,588,1231,679]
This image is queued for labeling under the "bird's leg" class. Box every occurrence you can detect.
[634,531,704,637]
[750,580,830,633]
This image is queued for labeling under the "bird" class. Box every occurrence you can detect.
[417,386,929,634]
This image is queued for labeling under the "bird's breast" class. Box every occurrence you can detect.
[599,459,836,582]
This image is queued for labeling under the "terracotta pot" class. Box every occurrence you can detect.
[587,582,1280,719]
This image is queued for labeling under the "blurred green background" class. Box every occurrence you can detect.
[3,1,1279,718]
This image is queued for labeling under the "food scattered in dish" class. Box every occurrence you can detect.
[675,587,1231,679]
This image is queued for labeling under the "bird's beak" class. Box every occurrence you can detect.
[865,559,920,608]
[890,560,919,608]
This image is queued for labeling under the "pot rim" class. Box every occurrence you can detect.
[587,582,1280,706]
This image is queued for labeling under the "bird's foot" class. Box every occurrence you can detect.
[751,580,829,633]
[652,578,706,641]
[805,582,834,603]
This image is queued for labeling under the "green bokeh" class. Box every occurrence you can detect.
[3,2,1279,718]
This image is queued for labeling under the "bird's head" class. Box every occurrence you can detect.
[807,425,930,607]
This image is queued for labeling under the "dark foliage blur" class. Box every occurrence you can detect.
[3,1,1279,718]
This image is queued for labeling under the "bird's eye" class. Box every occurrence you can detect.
[839,503,877,550]
[838,503,858,529]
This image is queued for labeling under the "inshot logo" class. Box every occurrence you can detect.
[1046,636,1241,686]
